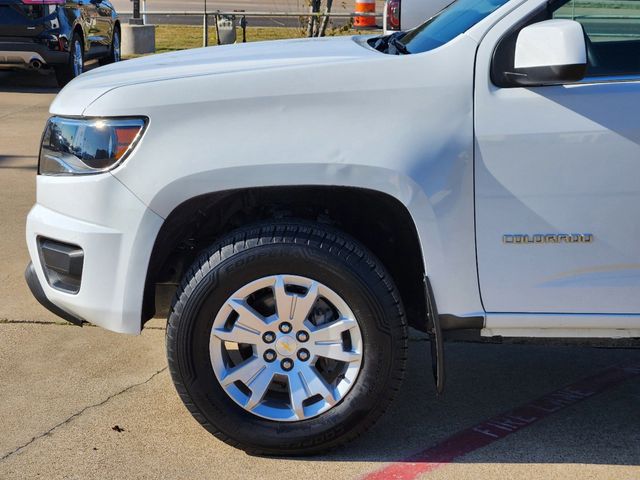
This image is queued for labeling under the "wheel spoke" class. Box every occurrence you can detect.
[245,366,274,411]
[213,324,260,345]
[311,317,358,342]
[288,371,310,420]
[299,364,337,406]
[273,277,319,326]
[273,275,293,321]
[291,281,319,325]
[313,342,361,363]
[229,299,267,333]
[288,365,338,419]
[220,357,263,387]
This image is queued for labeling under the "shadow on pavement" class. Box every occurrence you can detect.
[0,69,60,93]
[0,155,37,169]
[299,341,640,467]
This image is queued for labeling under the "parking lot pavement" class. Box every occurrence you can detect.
[0,70,59,325]
[1,72,639,480]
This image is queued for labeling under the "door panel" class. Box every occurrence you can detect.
[93,0,113,47]
[78,0,101,51]
[475,80,640,313]
[474,0,640,315]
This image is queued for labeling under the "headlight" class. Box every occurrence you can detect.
[39,116,147,175]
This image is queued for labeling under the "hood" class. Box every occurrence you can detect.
[51,35,380,116]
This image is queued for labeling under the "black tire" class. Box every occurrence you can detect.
[54,32,83,87]
[166,222,408,455]
[99,25,120,66]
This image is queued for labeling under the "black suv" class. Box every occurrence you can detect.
[0,0,120,86]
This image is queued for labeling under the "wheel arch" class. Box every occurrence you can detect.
[141,185,431,333]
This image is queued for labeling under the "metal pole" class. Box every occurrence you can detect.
[214,13,221,45]
[203,0,208,47]
[240,15,247,43]
[130,0,143,25]
[142,0,147,24]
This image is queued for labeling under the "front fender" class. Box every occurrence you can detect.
[118,160,480,318]
[90,34,484,318]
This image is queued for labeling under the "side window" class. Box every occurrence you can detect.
[553,0,640,77]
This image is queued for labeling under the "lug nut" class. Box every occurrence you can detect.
[279,322,292,334]
[297,349,310,361]
[281,358,294,371]
[263,349,277,362]
[296,330,309,342]
[262,331,276,343]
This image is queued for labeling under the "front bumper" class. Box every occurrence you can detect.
[25,261,84,326]
[0,39,68,66]
[25,173,164,334]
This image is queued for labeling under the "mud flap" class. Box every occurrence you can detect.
[424,276,445,394]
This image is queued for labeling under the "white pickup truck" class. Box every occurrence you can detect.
[26,0,640,456]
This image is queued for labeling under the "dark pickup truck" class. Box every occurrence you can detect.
[0,0,120,86]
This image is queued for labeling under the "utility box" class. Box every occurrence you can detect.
[121,24,156,55]
[216,15,236,45]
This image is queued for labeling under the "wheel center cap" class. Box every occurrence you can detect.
[275,335,297,357]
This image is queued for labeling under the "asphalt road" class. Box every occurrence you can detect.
[1,69,640,479]
[111,0,386,27]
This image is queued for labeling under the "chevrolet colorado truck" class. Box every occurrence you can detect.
[25,0,640,455]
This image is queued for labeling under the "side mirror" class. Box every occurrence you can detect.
[504,19,587,87]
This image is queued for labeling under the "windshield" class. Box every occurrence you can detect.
[401,0,512,54]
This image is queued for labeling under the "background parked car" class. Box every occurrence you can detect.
[384,0,452,32]
[0,0,120,86]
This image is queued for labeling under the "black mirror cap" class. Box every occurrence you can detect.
[501,63,588,87]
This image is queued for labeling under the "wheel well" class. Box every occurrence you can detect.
[142,187,427,331]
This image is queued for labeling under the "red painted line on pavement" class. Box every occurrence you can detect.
[364,363,640,480]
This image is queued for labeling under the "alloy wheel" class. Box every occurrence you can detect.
[113,31,121,62]
[72,40,83,77]
[209,274,363,422]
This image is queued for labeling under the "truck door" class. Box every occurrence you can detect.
[474,0,640,315]
[91,0,113,49]
[76,0,101,52]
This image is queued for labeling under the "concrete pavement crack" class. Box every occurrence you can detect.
[0,318,70,326]
[0,367,168,462]
[0,318,166,330]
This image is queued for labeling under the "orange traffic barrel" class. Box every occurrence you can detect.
[354,0,376,28]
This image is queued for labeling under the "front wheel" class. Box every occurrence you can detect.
[54,32,83,87]
[166,223,408,455]
[99,26,120,65]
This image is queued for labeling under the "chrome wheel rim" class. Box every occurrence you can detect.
[113,31,120,62]
[72,40,83,76]
[209,274,363,422]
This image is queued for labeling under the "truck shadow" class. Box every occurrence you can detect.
[296,340,640,467]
